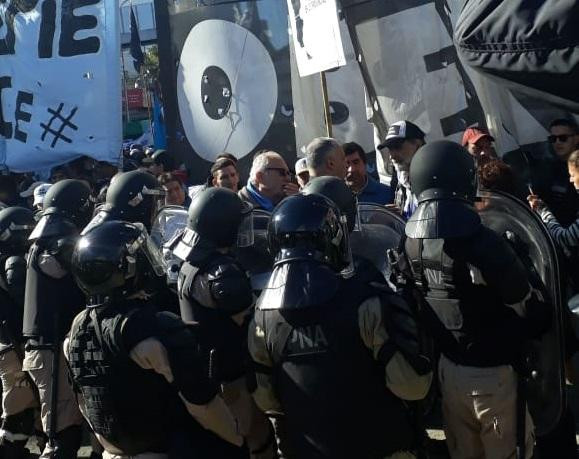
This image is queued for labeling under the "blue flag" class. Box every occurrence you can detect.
[130,6,144,72]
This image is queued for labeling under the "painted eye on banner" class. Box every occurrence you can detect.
[329,101,349,125]
[177,19,278,162]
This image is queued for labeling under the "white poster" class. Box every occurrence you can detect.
[287,0,346,77]
[290,20,374,155]
[0,0,122,173]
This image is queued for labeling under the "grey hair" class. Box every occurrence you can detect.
[249,150,279,183]
[305,137,341,173]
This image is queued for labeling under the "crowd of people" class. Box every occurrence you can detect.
[0,117,576,459]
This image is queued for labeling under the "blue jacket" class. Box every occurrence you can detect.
[357,176,394,206]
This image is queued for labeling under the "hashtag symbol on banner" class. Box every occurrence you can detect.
[40,104,79,148]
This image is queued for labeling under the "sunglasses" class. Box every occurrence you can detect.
[548,134,573,143]
[265,167,291,177]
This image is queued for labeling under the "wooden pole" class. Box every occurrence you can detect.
[320,71,333,137]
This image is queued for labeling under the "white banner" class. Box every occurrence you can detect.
[344,1,579,154]
[287,0,346,77]
[0,0,122,173]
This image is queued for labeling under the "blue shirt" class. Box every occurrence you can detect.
[357,176,394,206]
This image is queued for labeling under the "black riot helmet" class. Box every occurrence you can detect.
[302,176,358,233]
[72,220,165,299]
[29,179,93,241]
[268,193,353,275]
[0,206,36,254]
[173,187,253,263]
[104,170,165,230]
[406,140,481,239]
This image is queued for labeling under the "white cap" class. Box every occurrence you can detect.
[20,181,47,198]
[295,157,308,175]
[33,183,52,207]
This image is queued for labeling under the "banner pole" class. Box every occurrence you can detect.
[121,50,131,122]
[320,71,333,137]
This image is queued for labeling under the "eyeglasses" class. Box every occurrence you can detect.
[548,134,572,143]
[265,167,291,177]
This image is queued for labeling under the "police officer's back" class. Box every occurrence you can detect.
[66,220,244,458]
[0,207,38,458]
[22,179,92,459]
[402,141,550,458]
[174,188,276,458]
[249,194,432,459]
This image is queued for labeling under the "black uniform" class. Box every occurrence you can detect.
[0,207,37,457]
[66,300,244,458]
[403,141,550,459]
[174,188,276,459]
[69,219,246,458]
[249,193,431,459]
[22,180,93,459]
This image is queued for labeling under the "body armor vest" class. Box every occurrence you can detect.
[0,254,26,346]
[178,259,249,382]
[405,235,527,366]
[67,303,185,455]
[255,276,415,458]
[23,242,85,341]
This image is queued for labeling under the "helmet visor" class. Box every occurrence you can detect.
[128,222,166,276]
[0,222,35,242]
[150,206,188,248]
[339,215,355,278]
[236,209,255,248]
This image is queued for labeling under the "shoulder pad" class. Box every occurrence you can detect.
[5,255,26,273]
[206,258,253,314]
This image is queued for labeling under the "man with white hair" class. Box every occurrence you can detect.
[306,137,347,179]
[238,150,298,211]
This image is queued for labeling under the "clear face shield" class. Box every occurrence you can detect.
[126,222,167,277]
[337,215,355,279]
[236,207,255,248]
[0,222,35,242]
[150,206,189,284]
[352,196,363,232]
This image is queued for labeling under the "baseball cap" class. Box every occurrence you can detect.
[295,157,308,175]
[462,127,495,146]
[33,183,52,207]
[378,120,426,150]
[20,181,47,198]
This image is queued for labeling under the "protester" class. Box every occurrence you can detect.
[158,172,191,208]
[343,141,393,205]
[294,157,309,189]
[238,150,298,211]
[528,150,579,254]
[306,137,347,179]
[19,181,47,209]
[478,159,519,197]
[211,158,240,192]
[377,120,426,219]
[461,126,498,166]
[531,119,579,226]
[149,149,175,177]
[32,183,52,217]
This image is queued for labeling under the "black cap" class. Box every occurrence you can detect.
[378,120,425,150]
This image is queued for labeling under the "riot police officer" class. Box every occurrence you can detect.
[249,193,432,459]
[0,207,38,458]
[174,187,276,459]
[22,179,93,459]
[84,170,165,233]
[66,220,244,458]
[85,170,180,315]
[401,141,550,458]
